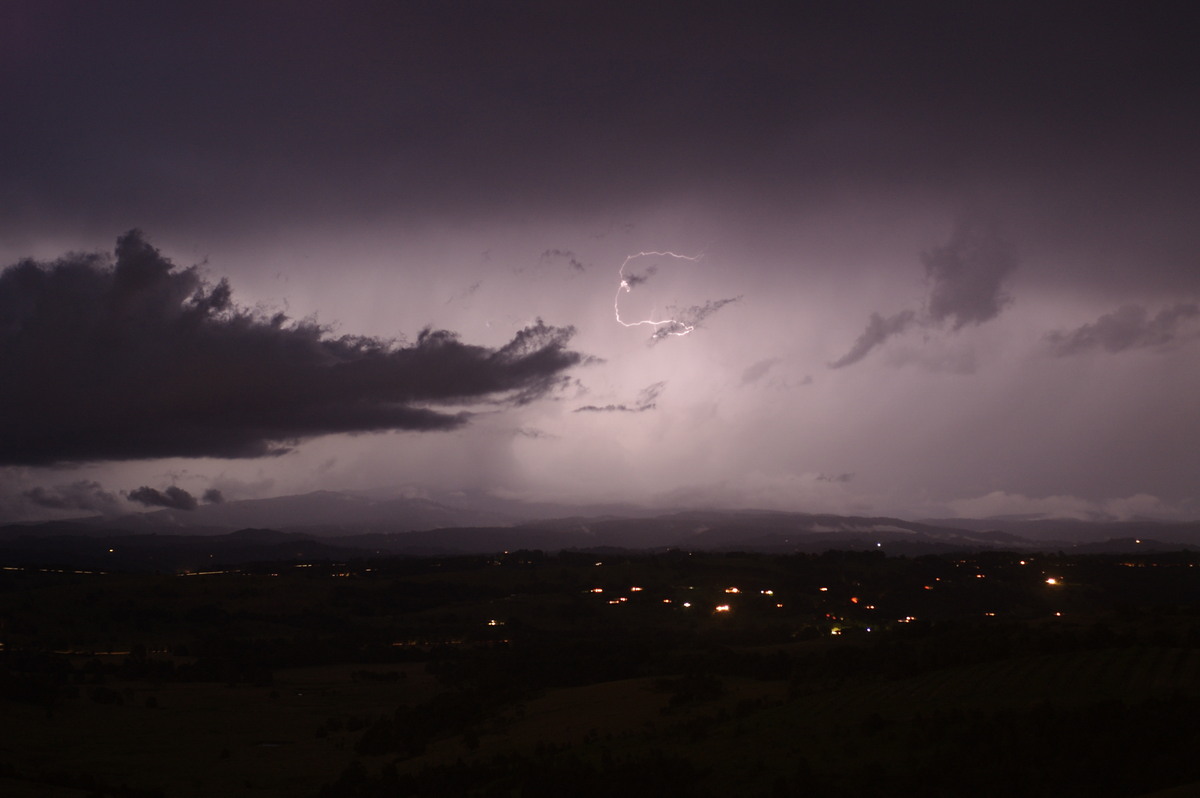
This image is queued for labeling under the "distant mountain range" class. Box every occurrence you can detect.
[2,490,1198,571]
[3,490,658,538]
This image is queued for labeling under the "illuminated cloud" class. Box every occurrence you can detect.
[944,491,1180,522]
[613,252,739,341]
[946,491,1102,521]
[622,266,656,288]
[660,470,866,515]
[0,232,584,465]
[651,296,742,341]
[1045,303,1200,356]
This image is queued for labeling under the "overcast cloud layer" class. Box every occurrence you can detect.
[2,2,1198,522]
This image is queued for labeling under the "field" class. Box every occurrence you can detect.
[3,550,1200,796]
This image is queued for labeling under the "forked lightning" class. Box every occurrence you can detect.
[614,251,701,337]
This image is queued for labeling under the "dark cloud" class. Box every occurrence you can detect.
[678,296,742,328]
[4,4,1194,245]
[816,473,854,483]
[0,232,584,465]
[922,223,1016,330]
[830,224,1016,368]
[575,381,665,414]
[622,266,657,288]
[202,488,224,504]
[128,485,198,511]
[1045,303,1200,356]
[541,249,585,272]
[23,480,120,513]
[612,254,736,342]
[828,310,917,369]
[647,296,742,342]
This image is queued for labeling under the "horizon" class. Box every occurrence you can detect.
[7,484,1200,531]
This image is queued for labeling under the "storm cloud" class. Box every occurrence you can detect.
[1,5,1198,523]
[0,232,584,465]
[922,224,1016,330]
[1045,303,1200,356]
[830,224,1016,368]
[128,485,198,511]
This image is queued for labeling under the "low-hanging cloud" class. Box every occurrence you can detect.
[1045,303,1200,356]
[947,490,1180,522]
[0,231,585,465]
[128,485,199,511]
[23,480,121,514]
[829,223,1016,368]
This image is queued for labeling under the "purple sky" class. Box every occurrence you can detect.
[3,2,1199,523]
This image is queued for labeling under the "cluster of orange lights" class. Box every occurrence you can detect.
[583,584,796,615]
[576,560,1094,631]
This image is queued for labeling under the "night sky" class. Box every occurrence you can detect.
[3,1,1199,523]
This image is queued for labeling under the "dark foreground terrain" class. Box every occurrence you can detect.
[3,548,1200,797]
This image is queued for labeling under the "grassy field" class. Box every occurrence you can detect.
[2,662,441,797]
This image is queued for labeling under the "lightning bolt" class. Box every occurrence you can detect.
[614,251,702,337]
